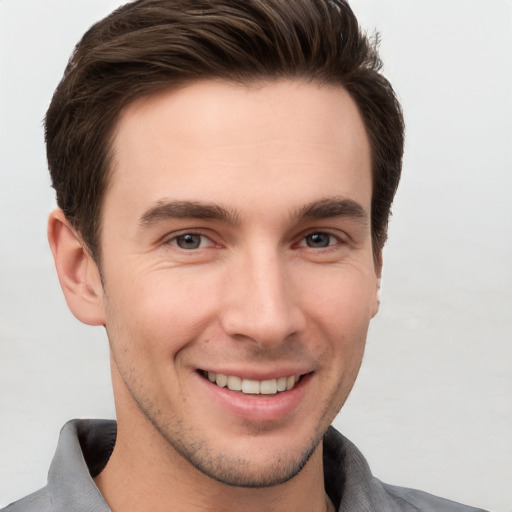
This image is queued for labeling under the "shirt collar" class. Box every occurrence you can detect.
[47,419,387,512]
[47,419,113,512]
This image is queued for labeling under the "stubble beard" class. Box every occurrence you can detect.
[107,312,354,489]
[114,355,351,489]
[135,395,325,488]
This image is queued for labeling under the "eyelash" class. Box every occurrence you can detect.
[297,230,347,250]
[165,231,216,250]
[164,229,346,252]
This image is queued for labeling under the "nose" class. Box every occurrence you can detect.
[219,247,305,348]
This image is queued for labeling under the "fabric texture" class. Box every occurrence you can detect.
[2,419,489,512]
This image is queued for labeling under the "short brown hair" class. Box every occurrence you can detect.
[45,0,404,263]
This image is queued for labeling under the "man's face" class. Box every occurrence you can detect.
[98,80,378,486]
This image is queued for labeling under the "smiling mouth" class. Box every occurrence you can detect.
[199,370,303,395]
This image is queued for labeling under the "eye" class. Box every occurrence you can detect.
[171,233,210,250]
[302,232,338,248]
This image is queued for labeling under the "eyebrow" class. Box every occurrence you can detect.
[140,200,240,226]
[139,197,368,228]
[295,197,368,225]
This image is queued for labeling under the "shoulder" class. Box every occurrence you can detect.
[323,427,489,512]
[1,487,52,512]
[380,482,490,512]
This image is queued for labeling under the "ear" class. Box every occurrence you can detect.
[370,254,383,319]
[47,209,105,326]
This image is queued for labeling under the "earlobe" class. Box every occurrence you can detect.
[371,276,381,318]
[370,257,383,318]
[47,209,105,326]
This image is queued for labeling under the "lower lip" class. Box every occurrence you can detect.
[198,372,311,423]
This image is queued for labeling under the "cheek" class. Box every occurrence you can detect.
[106,269,220,356]
[300,268,376,329]
[298,268,374,381]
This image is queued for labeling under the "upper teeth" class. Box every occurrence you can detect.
[207,372,300,394]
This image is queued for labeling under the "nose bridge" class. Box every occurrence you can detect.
[220,242,302,346]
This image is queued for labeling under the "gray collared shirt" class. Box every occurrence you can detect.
[2,419,489,512]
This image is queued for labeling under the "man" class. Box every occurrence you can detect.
[1,1,489,511]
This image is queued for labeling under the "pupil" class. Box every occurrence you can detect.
[177,234,201,249]
[307,233,330,248]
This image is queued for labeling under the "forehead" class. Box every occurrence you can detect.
[106,79,372,222]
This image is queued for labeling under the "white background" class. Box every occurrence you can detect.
[0,1,511,510]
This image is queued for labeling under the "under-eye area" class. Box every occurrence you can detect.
[198,370,307,395]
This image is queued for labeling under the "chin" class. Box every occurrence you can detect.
[179,434,322,488]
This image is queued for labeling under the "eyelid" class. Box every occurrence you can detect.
[163,229,219,249]
[296,229,348,247]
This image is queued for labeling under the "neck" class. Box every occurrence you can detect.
[94,415,331,512]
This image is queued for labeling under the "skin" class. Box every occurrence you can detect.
[49,79,379,512]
